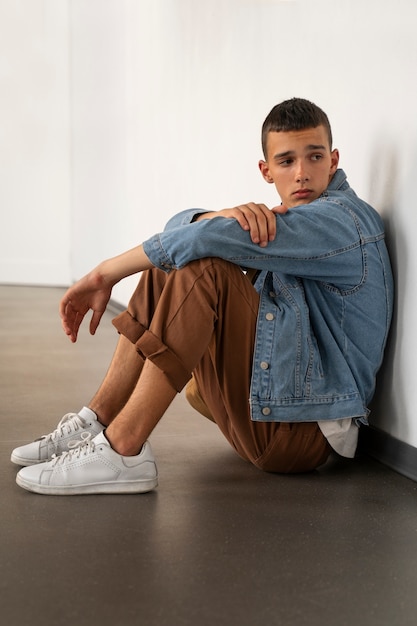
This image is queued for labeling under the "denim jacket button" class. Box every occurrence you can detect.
[265,313,274,321]
[262,407,271,416]
[260,361,269,370]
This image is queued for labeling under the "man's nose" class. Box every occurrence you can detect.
[296,161,309,183]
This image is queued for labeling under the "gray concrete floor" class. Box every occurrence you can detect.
[1,285,417,626]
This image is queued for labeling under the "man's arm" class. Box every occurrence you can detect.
[144,199,366,284]
[195,203,287,248]
[59,203,287,342]
[60,244,152,343]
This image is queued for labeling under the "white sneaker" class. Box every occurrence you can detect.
[15,431,158,495]
[10,407,104,466]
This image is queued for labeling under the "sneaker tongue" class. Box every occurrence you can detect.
[92,431,110,446]
[78,406,97,421]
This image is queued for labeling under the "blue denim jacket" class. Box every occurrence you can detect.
[143,169,394,425]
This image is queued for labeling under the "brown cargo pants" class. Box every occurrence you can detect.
[112,257,331,473]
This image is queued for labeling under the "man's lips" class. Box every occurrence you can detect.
[293,189,313,199]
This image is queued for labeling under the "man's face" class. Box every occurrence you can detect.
[258,125,339,208]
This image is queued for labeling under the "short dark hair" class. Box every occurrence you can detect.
[261,98,333,158]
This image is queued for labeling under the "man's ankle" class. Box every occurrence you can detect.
[104,427,143,457]
[86,405,113,428]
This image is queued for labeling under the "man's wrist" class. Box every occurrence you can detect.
[92,262,116,288]
[98,245,153,285]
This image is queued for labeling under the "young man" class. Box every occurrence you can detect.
[12,98,394,495]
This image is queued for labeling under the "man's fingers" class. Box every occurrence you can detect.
[67,311,83,343]
[239,205,262,242]
[237,203,276,246]
[89,310,104,336]
[256,203,277,242]
[58,272,112,343]
[59,299,84,342]
[217,204,277,246]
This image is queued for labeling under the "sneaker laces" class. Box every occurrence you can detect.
[51,433,95,467]
[39,412,90,443]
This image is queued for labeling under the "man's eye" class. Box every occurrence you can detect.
[311,154,323,161]
[280,159,293,166]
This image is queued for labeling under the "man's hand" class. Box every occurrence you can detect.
[59,244,154,343]
[196,202,288,247]
[59,270,113,343]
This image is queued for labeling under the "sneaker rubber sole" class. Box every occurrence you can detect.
[16,474,158,496]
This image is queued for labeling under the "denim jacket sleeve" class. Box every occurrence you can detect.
[143,193,384,288]
[163,209,210,231]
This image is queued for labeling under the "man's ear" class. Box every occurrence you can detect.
[259,160,274,184]
[330,149,340,175]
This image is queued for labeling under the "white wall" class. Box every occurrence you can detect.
[2,0,417,450]
[0,0,71,285]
